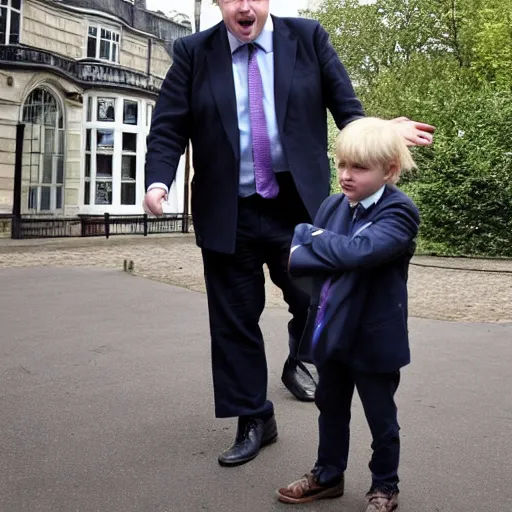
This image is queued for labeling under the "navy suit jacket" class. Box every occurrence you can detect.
[289,185,420,372]
[145,16,364,253]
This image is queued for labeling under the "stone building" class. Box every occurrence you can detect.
[0,0,191,219]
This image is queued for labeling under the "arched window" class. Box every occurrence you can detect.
[0,0,21,45]
[22,87,65,212]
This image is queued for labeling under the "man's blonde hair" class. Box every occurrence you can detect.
[335,117,417,183]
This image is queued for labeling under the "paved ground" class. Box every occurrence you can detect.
[1,234,512,323]
[1,267,511,512]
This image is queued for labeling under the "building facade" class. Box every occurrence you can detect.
[0,0,191,218]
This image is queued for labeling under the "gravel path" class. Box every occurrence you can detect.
[1,235,511,323]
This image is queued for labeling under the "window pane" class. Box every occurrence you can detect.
[96,129,114,148]
[95,181,112,205]
[86,129,91,151]
[56,156,64,184]
[99,39,110,60]
[57,131,64,154]
[97,98,115,122]
[44,128,55,154]
[121,183,136,205]
[12,0,21,9]
[42,156,53,183]
[28,187,37,209]
[122,155,136,180]
[85,154,91,178]
[44,104,57,127]
[40,187,51,211]
[56,187,63,209]
[86,97,93,122]
[115,33,120,43]
[122,132,137,152]
[0,9,7,46]
[9,12,20,44]
[31,88,43,104]
[96,154,112,178]
[88,26,97,36]
[84,181,90,205]
[87,36,97,58]
[32,104,43,125]
[123,101,138,125]
[112,44,118,63]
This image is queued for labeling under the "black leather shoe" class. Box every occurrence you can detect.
[218,415,278,467]
[282,358,317,402]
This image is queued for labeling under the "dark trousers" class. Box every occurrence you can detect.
[202,174,311,418]
[314,361,401,493]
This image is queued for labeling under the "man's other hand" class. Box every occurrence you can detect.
[390,116,435,147]
[143,188,167,216]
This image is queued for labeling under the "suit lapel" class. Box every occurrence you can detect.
[206,23,240,160]
[272,16,297,136]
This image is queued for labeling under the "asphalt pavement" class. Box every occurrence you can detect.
[1,267,511,512]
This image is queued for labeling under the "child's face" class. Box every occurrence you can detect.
[337,159,397,203]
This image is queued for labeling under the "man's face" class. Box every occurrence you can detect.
[218,0,270,43]
[337,159,396,203]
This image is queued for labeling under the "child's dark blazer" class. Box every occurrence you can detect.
[289,185,420,372]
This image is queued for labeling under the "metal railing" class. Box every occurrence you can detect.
[8,213,192,239]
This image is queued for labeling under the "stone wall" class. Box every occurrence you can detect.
[151,41,171,79]
[119,32,150,75]
[22,1,85,60]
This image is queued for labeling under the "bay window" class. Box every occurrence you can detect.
[83,94,153,211]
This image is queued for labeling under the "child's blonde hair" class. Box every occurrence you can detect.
[335,117,417,183]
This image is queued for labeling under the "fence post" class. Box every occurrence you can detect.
[181,214,189,234]
[104,212,110,239]
[11,123,25,239]
[143,213,148,236]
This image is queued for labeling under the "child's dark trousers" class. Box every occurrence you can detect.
[313,360,401,494]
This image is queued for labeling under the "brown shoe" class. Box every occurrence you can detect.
[276,472,344,504]
[365,490,399,511]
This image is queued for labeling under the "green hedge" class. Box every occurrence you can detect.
[329,76,512,257]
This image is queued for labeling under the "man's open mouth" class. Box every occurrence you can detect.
[238,20,255,28]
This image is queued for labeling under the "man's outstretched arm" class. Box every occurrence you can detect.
[144,38,192,215]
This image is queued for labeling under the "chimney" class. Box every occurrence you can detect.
[134,0,147,9]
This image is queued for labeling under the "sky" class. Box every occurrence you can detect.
[146,0,315,30]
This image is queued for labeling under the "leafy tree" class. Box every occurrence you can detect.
[303,0,512,256]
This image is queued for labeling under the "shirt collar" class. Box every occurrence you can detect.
[226,15,273,54]
[359,186,386,209]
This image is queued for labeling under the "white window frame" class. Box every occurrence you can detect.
[22,86,66,214]
[0,0,22,45]
[81,93,154,215]
[86,22,121,63]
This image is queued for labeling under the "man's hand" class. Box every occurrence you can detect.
[143,188,167,216]
[390,117,435,147]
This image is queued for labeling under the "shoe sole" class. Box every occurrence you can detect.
[218,434,278,467]
[276,484,344,504]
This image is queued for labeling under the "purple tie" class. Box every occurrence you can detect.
[315,277,332,328]
[248,44,279,199]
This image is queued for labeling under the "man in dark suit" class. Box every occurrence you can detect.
[143,0,434,467]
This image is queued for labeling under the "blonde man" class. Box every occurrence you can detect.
[278,118,419,511]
